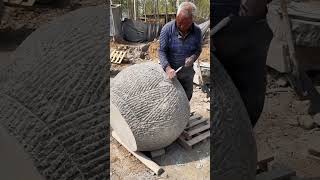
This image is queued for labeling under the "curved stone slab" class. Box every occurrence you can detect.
[212,54,257,180]
[0,6,108,180]
[111,62,190,151]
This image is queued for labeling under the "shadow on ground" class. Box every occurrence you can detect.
[152,140,209,166]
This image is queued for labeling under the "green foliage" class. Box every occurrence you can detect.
[112,0,209,19]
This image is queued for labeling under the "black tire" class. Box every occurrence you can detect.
[0,5,108,180]
[211,54,257,180]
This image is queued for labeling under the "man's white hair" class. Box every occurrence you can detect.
[177,2,197,18]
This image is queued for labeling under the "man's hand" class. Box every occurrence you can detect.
[166,66,176,80]
[185,56,194,67]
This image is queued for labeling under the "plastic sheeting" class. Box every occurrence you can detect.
[110,5,209,43]
[110,4,122,38]
[122,19,162,42]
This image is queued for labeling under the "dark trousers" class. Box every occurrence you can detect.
[177,66,195,101]
[212,17,273,127]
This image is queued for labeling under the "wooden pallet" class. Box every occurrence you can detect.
[110,50,126,64]
[3,0,36,6]
[178,114,210,150]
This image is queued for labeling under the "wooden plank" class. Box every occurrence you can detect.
[187,124,210,137]
[177,136,192,150]
[186,118,208,129]
[112,51,119,62]
[115,51,121,63]
[111,131,164,175]
[190,114,202,121]
[258,155,274,165]
[115,51,123,63]
[182,130,192,140]
[257,155,274,172]
[187,130,210,146]
[110,50,116,62]
[117,51,126,64]
[256,168,296,180]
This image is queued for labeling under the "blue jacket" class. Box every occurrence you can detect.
[159,20,202,70]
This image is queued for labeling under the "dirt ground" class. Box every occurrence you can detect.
[255,69,320,178]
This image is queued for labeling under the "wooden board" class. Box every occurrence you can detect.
[189,114,202,121]
[184,124,210,138]
[178,131,210,150]
[178,114,210,150]
[257,155,275,173]
[111,131,164,175]
[110,50,126,64]
[186,118,208,129]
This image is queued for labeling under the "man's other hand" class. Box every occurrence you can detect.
[166,66,176,80]
[185,57,193,67]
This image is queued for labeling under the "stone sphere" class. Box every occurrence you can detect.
[111,62,190,151]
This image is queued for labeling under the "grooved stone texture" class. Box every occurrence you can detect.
[212,54,257,180]
[0,6,109,180]
[111,62,190,151]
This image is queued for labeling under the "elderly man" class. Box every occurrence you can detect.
[159,2,202,101]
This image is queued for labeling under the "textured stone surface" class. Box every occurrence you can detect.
[267,0,320,48]
[111,62,190,151]
[0,6,108,180]
[212,54,257,180]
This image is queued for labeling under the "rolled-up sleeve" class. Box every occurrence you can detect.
[159,26,170,70]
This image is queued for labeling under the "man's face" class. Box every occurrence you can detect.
[176,13,193,34]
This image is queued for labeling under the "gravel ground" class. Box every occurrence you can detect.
[255,69,320,178]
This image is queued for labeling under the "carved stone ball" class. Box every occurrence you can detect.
[111,62,190,151]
